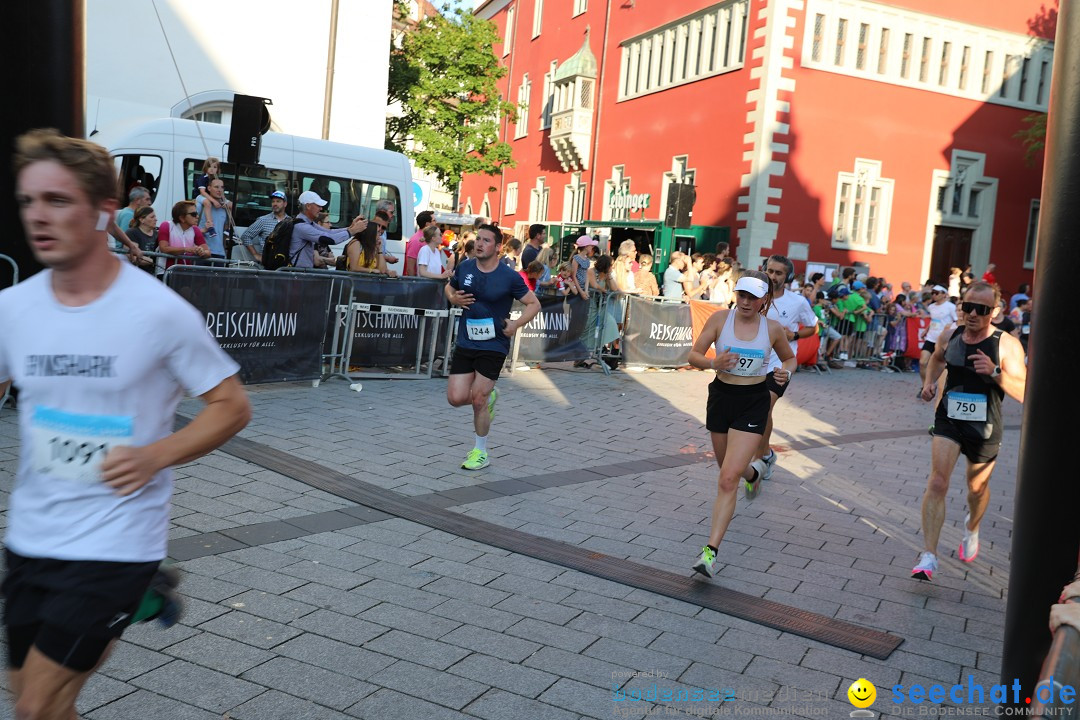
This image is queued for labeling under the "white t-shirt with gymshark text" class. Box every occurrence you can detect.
[0,259,239,562]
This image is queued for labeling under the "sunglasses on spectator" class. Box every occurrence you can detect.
[961,301,993,316]
[186,212,198,217]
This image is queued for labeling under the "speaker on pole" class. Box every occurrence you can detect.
[227,94,272,166]
[665,183,696,229]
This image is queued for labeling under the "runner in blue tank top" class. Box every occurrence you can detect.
[686,271,796,578]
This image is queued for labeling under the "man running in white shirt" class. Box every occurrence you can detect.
[757,255,818,478]
[0,129,251,720]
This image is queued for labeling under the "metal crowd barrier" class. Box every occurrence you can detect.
[0,254,18,411]
[825,310,903,372]
[112,247,260,273]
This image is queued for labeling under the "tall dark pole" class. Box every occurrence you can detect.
[1001,0,1080,700]
[1,0,85,287]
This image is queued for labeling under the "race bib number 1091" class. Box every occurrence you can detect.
[31,406,134,484]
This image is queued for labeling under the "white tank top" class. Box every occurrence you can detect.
[715,310,772,377]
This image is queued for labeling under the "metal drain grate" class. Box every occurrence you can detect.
[210,429,904,660]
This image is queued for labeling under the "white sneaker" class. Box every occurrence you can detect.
[762,450,777,480]
[912,551,939,581]
[744,459,766,499]
[958,513,979,562]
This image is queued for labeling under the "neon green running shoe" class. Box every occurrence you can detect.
[487,387,499,420]
[462,448,490,470]
[693,546,716,578]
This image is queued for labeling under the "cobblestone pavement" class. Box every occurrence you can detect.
[0,362,1025,719]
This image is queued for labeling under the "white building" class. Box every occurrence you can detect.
[86,0,393,148]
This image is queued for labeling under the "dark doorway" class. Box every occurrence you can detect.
[929,226,973,285]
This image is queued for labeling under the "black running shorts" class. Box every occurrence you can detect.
[3,550,159,671]
[931,417,1001,464]
[706,378,770,435]
[765,370,789,399]
[921,340,936,354]
[449,347,506,381]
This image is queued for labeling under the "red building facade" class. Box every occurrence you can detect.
[460,0,1052,292]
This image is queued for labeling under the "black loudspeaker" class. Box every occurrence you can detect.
[665,183,696,228]
[227,94,272,166]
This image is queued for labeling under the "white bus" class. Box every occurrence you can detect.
[95,117,414,257]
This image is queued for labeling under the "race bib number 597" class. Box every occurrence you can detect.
[31,406,134,484]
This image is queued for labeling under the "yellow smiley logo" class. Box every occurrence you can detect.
[848,678,877,709]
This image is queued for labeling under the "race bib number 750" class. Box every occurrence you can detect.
[31,406,134,484]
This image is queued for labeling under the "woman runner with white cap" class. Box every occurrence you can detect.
[686,270,797,578]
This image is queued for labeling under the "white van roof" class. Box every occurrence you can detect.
[98,117,412,179]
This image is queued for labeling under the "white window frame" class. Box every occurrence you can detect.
[801,0,1053,111]
[1023,199,1039,269]
[541,60,557,129]
[515,74,531,139]
[503,5,515,57]
[831,158,894,253]
[505,182,519,215]
[480,197,491,220]
[563,172,587,223]
[602,165,631,222]
[529,177,549,222]
[617,0,748,101]
[532,0,543,38]
[573,0,587,18]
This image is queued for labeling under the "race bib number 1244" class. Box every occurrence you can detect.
[30,406,134,484]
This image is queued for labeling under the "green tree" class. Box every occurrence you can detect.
[1015,112,1046,166]
[387,3,516,191]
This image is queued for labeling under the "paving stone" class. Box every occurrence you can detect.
[276,634,395,680]
[421,576,511,607]
[227,689,346,720]
[284,582,382,617]
[219,546,304,571]
[165,632,275,675]
[507,617,599,653]
[217,566,309,594]
[561,590,645,621]
[448,653,559,698]
[120,622,201,652]
[358,602,461,639]
[286,541,377,571]
[487,573,575,603]
[347,688,474,720]
[351,578,446,612]
[86,689,221,720]
[291,608,389,645]
[196,611,302,649]
[240,657,378,711]
[463,688,580,720]
[440,625,542,663]
[583,637,692,680]
[99,641,174,682]
[169,532,249,562]
[222,589,319,623]
[369,659,489,709]
[129,660,264,713]
[278,559,368,590]
[76,672,137,713]
[363,629,472,671]
[431,598,523,633]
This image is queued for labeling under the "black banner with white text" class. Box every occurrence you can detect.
[347,276,447,367]
[165,266,333,384]
[511,293,591,363]
[622,296,693,367]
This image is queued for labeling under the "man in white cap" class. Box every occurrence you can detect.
[918,285,958,384]
[289,190,367,269]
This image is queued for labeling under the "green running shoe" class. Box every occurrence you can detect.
[693,546,716,578]
[462,448,490,470]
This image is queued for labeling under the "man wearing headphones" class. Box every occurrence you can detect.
[758,255,819,478]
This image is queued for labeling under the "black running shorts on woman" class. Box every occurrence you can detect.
[2,550,158,671]
[706,379,770,435]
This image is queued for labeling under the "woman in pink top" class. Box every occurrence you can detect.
[157,200,210,268]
